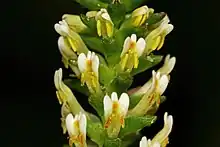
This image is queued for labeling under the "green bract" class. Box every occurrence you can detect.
[54,0,175,147]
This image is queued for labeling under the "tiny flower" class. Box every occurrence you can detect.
[120,34,146,71]
[66,113,87,147]
[144,16,174,55]
[131,6,154,27]
[54,20,88,54]
[128,71,169,116]
[158,54,176,76]
[54,68,83,113]
[139,136,160,147]
[62,14,88,33]
[95,9,114,37]
[151,112,173,146]
[77,51,100,93]
[104,92,129,138]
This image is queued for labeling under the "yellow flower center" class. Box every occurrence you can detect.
[80,59,99,93]
[121,42,139,71]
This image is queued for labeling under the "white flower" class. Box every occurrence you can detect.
[128,71,169,116]
[151,112,173,146]
[77,51,100,93]
[158,54,176,75]
[54,68,83,114]
[120,34,146,71]
[131,6,154,27]
[54,20,70,36]
[103,92,129,137]
[78,51,99,78]
[95,9,114,37]
[144,16,174,54]
[104,92,129,125]
[58,36,78,68]
[54,20,89,54]
[66,113,87,147]
[139,136,160,147]
[139,112,173,147]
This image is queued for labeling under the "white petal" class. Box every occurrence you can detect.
[103,95,113,119]
[156,72,161,80]
[87,51,92,60]
[158,55,176,75]
[131,34,137,42]
[165,113,173,135]
[79,113,87,137]
[136,38,146,57]
[91,54,99,78]
[121,37,131,57]
[111,92,118,102]
[66,113,75,136]
[54,68,62,90]
[140,136,148,147]
[101,13,111,21]
[164,24,174,35]
[158,75,169,95]
[77,53,87,73]
[119,93,129,115]
[54,21,69,36]
[166,56,176,74]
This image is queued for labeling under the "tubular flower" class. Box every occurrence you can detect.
[103,92,129,138]
[131,6,154,27]
[95,8,114,37]
[77,51,100,94]
[157,54,176,76]
[66,113,87,147]
[120,34,146,71]
[54,20,88,54]
[54,68,83,114]
[139,112,173,147]
[58,36,80,77]
[128,71,169,116]
[132,54,175,97]
[144,16,173,55]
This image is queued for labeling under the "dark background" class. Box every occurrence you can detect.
[2,0,220,146]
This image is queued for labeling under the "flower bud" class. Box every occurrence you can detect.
[131,6,154,27]
[144,16,173,55]
[95,9,114,37]
[62,14,88,33]
[55,20,89,54]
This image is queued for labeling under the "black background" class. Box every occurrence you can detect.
[2,0,220,146]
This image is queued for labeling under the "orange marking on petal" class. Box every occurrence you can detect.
[130,42,135,49]
[120,116,125,128]
[104,117,112,128]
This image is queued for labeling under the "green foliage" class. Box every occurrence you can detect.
[87,118,105,146]
[75,0,108,10]
[131,54,163,76]
[119,115,157,137]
